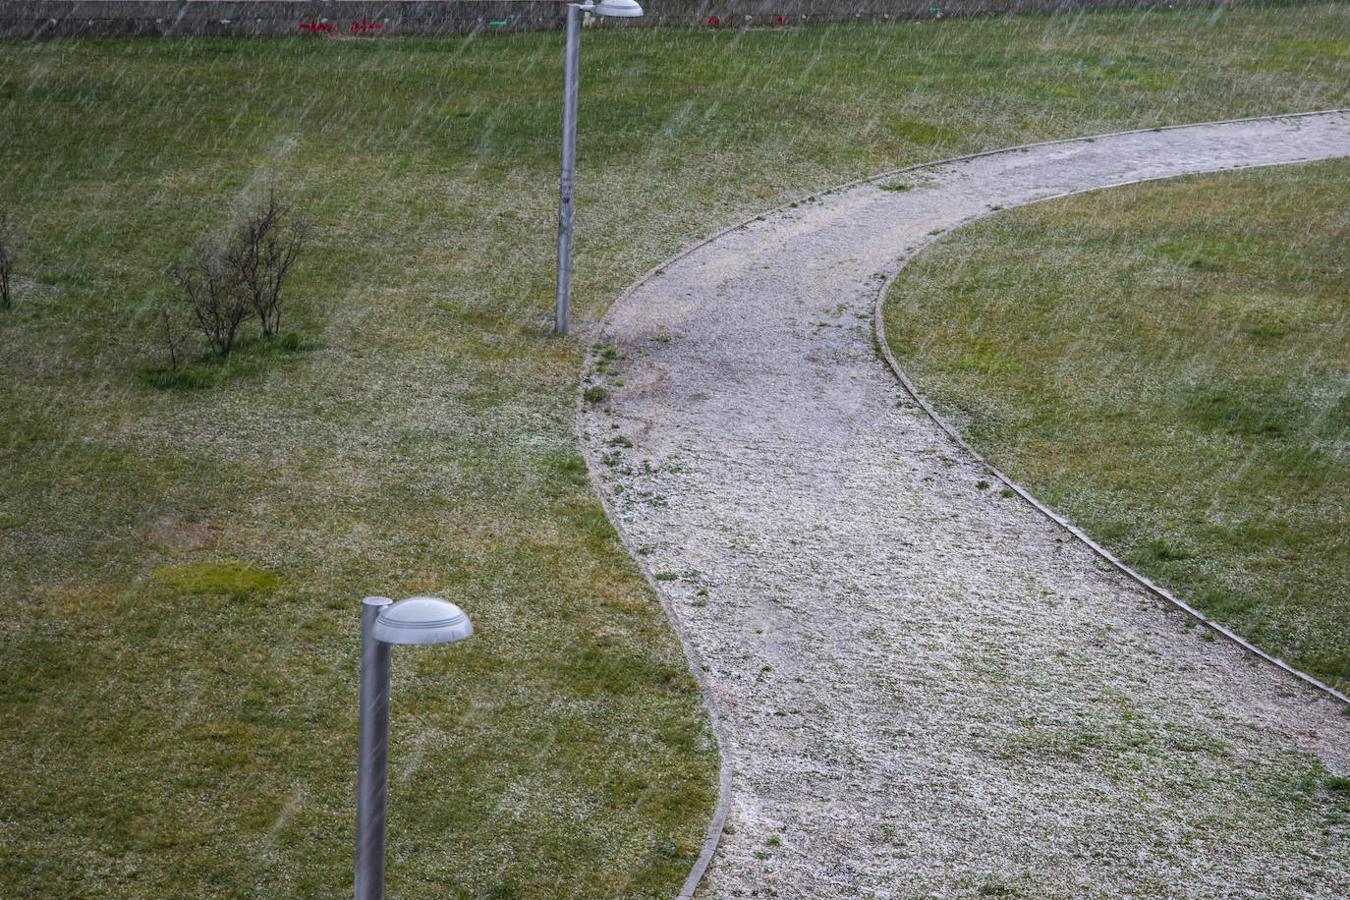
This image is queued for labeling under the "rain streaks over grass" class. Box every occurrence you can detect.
[884,160,1350,693]
[1,5,1348,896]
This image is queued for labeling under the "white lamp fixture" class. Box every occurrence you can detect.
[373,595,473,645]
[585,0,645,16]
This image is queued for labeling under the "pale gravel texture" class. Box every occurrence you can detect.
[580,114,1350,899]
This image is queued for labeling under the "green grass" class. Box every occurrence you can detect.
[1,5,1348,895]
[884,160,1349,692]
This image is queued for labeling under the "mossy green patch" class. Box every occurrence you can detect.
[153,561,280,597]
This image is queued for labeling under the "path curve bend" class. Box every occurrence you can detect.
[580,112,1350,899]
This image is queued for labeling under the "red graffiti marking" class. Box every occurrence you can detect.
[298,18,384,35]
[704,15,721,27]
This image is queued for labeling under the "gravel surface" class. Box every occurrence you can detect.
[580,113,1350,899]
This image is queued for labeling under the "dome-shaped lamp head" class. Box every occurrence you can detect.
[587,0,644,17]
[373,595,473,645]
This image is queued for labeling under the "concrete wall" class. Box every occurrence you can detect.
[0,0,1240,39]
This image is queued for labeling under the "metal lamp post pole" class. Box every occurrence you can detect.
[555,2,582,336]
[354,596,393,900]
[352,595,472,899]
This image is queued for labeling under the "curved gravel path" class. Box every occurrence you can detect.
[580,112,1350,899]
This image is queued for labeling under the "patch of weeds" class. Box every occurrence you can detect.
[652,837,681,860]
[140,365,222,390]
[1000,487,1015,498]
[976,479,991,490]
[1139,537,1190,562]
[1186,256,1224,272]
[583,386,610,405]
[654,572,678,581]
[140,332,312,391]
[880,181,913,192]
[277,331,306,352]
[1197,586,1257,622]
[607,435,633,448]
[1182,383,1296,437]
[766,835,782,846]
[550,451,590,486]
[1297,648,1350,687]
[1241,316,1292,342]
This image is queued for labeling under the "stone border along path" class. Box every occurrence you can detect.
[578,112,1350,899]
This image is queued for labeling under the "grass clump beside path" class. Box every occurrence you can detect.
[884,160,1350,693]
[1,5,1348,896]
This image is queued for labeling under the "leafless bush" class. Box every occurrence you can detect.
[223,189,310,337]
[156,303,190,371]
[169,241,250,357]
[0,206,15,310]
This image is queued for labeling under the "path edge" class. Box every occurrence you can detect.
[575,107,1350,900]
[869,137,1350,708]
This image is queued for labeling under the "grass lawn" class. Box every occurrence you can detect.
[884,160,1349,694]
[2,5,1348,896]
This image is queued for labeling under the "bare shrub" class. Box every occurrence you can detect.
[223,189,310,337]
[0,206,15,310]
[169,241,250,357]
[156,303,190,371]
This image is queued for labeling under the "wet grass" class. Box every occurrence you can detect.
[884,160,1349,692]
[1,5,1348,896]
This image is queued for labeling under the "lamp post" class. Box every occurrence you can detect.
[355,595,474,900]
[554,0,645,335]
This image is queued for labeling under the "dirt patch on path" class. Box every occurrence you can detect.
[581,113,1350,898]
